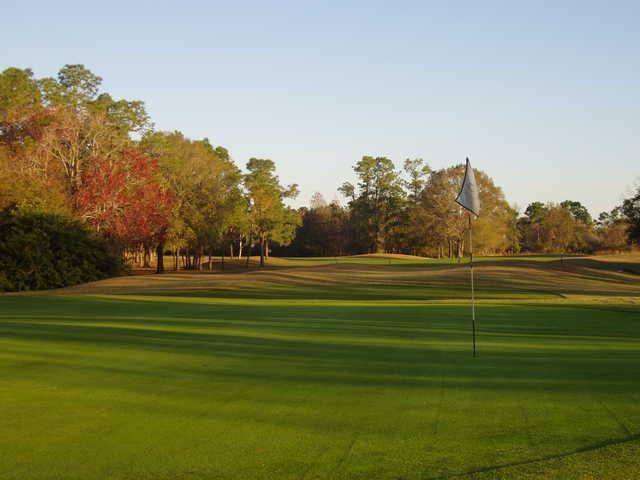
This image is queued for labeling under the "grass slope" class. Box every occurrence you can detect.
[0,254,639,479]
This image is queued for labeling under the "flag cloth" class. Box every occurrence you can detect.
[456,158,480,217]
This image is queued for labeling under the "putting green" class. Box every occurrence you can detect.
[0,256,639,479]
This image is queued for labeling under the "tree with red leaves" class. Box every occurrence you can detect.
[75,147,174,272]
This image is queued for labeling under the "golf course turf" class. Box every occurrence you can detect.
[1,254,639,479]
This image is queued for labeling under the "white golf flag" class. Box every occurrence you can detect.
[456,158,480,217]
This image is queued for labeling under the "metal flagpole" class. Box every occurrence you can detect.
[456,157,480,357]
[469,213,476,357]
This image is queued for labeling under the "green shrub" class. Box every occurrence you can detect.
[0,210,120,292]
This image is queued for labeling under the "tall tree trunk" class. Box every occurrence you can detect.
[230,243,234,259]
[221,248,225,271]
[208,249,212,271]
[376,233,384,254]
[174,249,178,271]
[246,232,253,269]
[259,235,265,267]
[143,244,151,268]
[156,241,165,273]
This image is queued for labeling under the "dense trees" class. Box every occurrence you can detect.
[296,159,515,257]
[0,64,299,277]
[403,159,432,255]
[139,132,246,270]
[339,156,405,253]
[596,207,629,252]
[75,148,174,265]
[283,195,349,257]
[244,158,300,266]
[1,62,638,286]
[415,165,514,257]
[517,201,601,254]
[622,187,640,244]
[0,64,149,210]
[285,162,638,258]
[0,64,173,271]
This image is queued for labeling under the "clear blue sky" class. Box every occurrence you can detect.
[3,1,639,215]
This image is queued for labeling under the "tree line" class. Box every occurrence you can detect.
[0,65,300,276]
[281,159,639,258]
[1,64,639,290]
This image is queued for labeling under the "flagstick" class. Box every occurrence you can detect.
[469,213,476,357]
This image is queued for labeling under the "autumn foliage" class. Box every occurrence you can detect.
[75,148,174,249]
[2,63,638,289]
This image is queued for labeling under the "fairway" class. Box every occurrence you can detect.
[1,256,640,479]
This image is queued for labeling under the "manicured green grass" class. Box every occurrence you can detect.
[280,253,572,267]
[1,257,639,479]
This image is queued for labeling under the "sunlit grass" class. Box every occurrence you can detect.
[0,254,639,479]
[280,253,573,266]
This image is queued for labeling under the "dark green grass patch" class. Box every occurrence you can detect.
[1,294,639,479]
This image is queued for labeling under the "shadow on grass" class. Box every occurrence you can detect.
[1,296,639,397]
